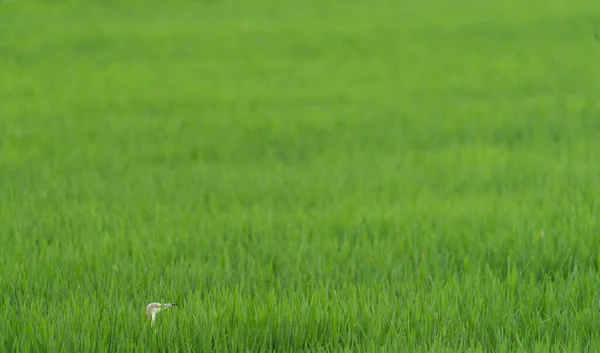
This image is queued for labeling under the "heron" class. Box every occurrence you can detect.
[146,302,177,326]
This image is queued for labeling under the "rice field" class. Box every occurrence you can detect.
[1,0,600,351]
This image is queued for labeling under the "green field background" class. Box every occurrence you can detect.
[2,0,600,351]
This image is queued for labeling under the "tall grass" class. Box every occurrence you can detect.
[1,0,600,351]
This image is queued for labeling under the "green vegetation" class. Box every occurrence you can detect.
[1,0,600,351]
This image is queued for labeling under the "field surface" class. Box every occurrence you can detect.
[2,0,600,352]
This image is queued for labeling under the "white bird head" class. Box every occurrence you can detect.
[146,302,177,326]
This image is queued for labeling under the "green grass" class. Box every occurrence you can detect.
[2,0,600,351]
